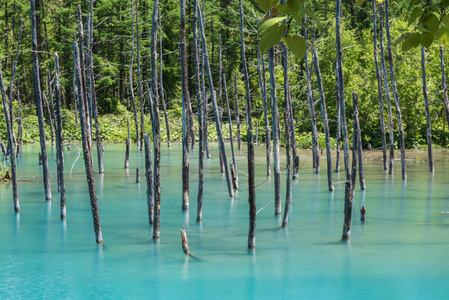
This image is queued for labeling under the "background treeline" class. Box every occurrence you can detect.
[0,0,448,149]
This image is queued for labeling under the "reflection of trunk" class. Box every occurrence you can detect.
[75,41,103,244]
[198,4,234,198]
[336,0,352,240]
[180,0,190,210]
[54,54,66,219]
[238,0,255,248]
[385,0,406,180]
[421,47,434,173]
[312,47,333,191]
[31,0,51,201]
[372,0,387,170]
[269,48,281,215]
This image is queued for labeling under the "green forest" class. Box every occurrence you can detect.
[0,0,448,150]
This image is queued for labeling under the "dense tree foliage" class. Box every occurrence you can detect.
[1,0,449,149]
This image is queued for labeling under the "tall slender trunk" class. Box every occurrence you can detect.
[372,0,387,170]
[421,47,434,172]
[312,46,334,191]
[54,54,66,218]
[72,29,78,127]
[129,0,139,148]
[144,133,154,224]
[136,0,144,151]
[379,3,394,175]
[180,0,190,210]
[335,59,341,173]
[353,91,366,189]
[223,74,238,190]
[440,46,449,130]
[198,3,234,198]
[234,72,242,150]
[75,42,103,244]
[159,10,170,148]
[30,0,51,201]
[282,112,292,227]
[336,0,352,240]
[385,0,406,180]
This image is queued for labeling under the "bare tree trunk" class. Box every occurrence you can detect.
[440,46,449,130]
[31,0,51,201]
[385,0,406,180]
[72,29,78,128]
[282,112,292,227]
[136,0,144,151]
[144,133,154,224]
[336,0,352,240]
[312,46,334,191]
[159,10,170,148]
[54,54,66,219]
[372,0,387,170]
[198,4,234,198]
[129,0,139,148]
[75,42,103,244]
[353,91,365,189]
[378,3,394,175]
[180,0,190,210]
[335,59,341,173]
[421,47,434,172]
[234,72,242,151]
[223,74,238,190]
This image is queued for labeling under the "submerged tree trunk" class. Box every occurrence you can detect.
[421,47,434,172]
[144,133,154,224]
[379,3,394,175]
[198,4,234,198]
[353,91,365,190]
[180,0,190,210]
[54,54,66,218]
[282,112,292,227]
[75,42,103,244]
[372,0,387,171]
[385,0,406,180]
[312,47,334,191]
[30,0,51,201]
[124,118,130,169]
[336,0,352,240]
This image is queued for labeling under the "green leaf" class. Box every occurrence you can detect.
[356,0,365,6]
[258,0,278,13]
[304,7,322,27]
[421,32,434,48]
[287,0,304,24]
[402,32,421,51]
[282,35,306,59]
[442,15,449,28]
[275,4,290,15]
[260,24,287,54]
[435,27,449,47]
[258,16,287,33]
[408,8,423,27]
[402,39,413,52]
[423,13,439,34]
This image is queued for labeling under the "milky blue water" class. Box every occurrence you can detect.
[1,143,449,299]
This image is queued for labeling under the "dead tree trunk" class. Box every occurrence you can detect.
[31,0,51,201]
[440,46,449,130]
[372,0,387,171]
[385,0,406,180]
[335,60,341,173]
[238,0,256,248]
[336,0,352,240]
[0,64,19,212]
[223,74,238,190]
[125,118,130,169]
[144,133,154,224]
[72,29,78,128]
[135,0,144,151]
[159,10,170,148]
[54,54,66,219]
[129,0,139,149]
[198,4,234,198]
[378,3,394,175]
[234,72,242,151]
[421,47,434,172]
[353,91,365,190]
[151,0,162,239]
[282,112,292,227]
[312,46,334,191]
[180,0,190,210]
[75,42,103,244]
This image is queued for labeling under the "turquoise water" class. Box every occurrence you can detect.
[1,143,449,299]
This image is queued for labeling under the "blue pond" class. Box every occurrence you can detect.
[1,143,449,299]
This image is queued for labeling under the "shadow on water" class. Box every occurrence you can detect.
[426,172,434,224]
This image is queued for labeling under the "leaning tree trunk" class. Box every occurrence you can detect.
[378,3,394,175]
[0,64,19,212]
[75,42,103,244]
[336,0,352,240]
[312,46,334,191]
[54,54,66,219]
[198,4,234,198]
[256,23,271,176]
[150,0,162,239]
[238,0,256,248]
[180,0,190,210]
[30,0,51,201]
[385,0,406,180]
[421,46,434,172]
[372,0,387,170]
[268,47,281,215]
[440,46,449,130]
